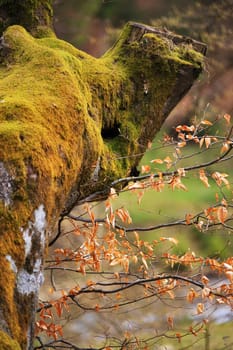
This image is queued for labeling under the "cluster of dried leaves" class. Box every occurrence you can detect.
[35,115,233,349]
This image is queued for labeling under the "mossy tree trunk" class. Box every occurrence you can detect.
[0,4,206,349]
[0,0,53,36]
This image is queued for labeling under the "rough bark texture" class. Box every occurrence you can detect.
[0,0,53,36]
[0,16,206,350]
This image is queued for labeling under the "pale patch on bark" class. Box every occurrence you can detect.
[17,263,44,295]
[22,205,46,257]
[0,162,12,206]
[5,255,18,274]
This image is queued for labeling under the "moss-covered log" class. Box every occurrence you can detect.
[0,20,206,350]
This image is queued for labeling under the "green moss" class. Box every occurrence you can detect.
[0,23,205,346]
[0,21,205,232]
[0,204,25,343]
[0,24,205,196]
[0,330,21,350]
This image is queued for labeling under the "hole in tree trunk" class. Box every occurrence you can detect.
[101,122,121,139]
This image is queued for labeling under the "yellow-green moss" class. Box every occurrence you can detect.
[0,23,205,347]
[0,21,206,236]
[0,204,25,344]
[1,25,101,213]
[0,330,21,350]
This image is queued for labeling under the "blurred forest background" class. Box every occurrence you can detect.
[53,0,233,127]
[39,1,233,348]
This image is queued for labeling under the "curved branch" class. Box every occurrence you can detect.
[66,204,233,233]
[37,273,232,313]
[110,144,233,188]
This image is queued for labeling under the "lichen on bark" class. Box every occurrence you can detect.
[0,21,206,349]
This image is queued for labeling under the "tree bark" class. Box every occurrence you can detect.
[0,13,206,350]
[0,0,53,36]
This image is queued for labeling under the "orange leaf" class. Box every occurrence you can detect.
[170,176,187,191]
[166,290,175,299]
[212,171,229,188]
[36,320,48,331]
[167,316,174,329]
[137,190,144,205]
[175,125,183,132]
[109,187,118,199]
[176,125,195,132]
[134,231,139,242]
[160,237,178,245]
[177,168,185,177]
[202,287,210,299]
[177,141,186,148]
[197,303,204,314]
[205,137,211,148]
[128,181,144,190]
[86,204,95,223]
[141,256,148,270]
[200,119,213,126]
[220,142,230,154]
[189,326,198,336]
[116,292,122,300]
[116,207,132,224]
[223,113,231,124]
[186,288,198,303]
[163,156,172,169]
[217,206,228,223]
[201,275,209,285]
[86,280,95,287]
[199,169,210,188]
[185,213,193,225]
[225,271,233,282]
[79,263,86,276]
[150,158,163,164]
[176,333,182,343]
[54,302,63,318]
[178,132,185,141]
[141,165,151,173]
[124,331,131,339]
[56,325,63,337]
[110,258,121,267]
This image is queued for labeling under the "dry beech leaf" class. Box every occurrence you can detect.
[223,113,231,124]
[167,316,174,329]
[141,256,148,270]
[141,165,151,173]
[201,275,209,285]
[200,119,213,126]
[150,158,163,164]
[199,169,210,188]
[220,142,230,154]
[197,303,204,314]
[185,213,193,225]
[205,137,211,148]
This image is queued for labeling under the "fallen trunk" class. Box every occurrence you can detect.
[0,16,206,350]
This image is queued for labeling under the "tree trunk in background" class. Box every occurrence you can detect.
[0,0,53,36]
[0,3,206,348]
